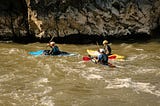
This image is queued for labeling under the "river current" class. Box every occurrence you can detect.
[0,39,160,106]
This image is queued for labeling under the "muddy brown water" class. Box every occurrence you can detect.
[0,40,160,106]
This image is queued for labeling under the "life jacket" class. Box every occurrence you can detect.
[51,46,60,55]
[104,45,111,55]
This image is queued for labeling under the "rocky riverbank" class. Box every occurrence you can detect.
[0,0,160,43]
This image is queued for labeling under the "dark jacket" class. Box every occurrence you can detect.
[97,53,108,65]
[43,46,60,55]
[104,45,112,55]
[50,46,60,55]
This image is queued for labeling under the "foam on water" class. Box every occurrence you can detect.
[0,75,55,105]
[30,78,55,106]
[39,96,55,106]
[8,48,20,54]
[157,56,160,59]
[85,74,103,80]
[135,48,144,51]
[35,78,49,84]
[105,78,160,97]
[36,61,52,75]
[0,73,15,82]
[86,67,102,73]
[127,54,148,61]
[0,48,18,55]
[136,68,157,74]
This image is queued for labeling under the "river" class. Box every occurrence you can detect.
[0,39,160,106]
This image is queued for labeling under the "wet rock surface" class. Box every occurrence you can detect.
[0,0,159,43]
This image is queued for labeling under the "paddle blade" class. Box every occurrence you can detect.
[29,50,44,56]
[108,55,116,59]
[83,56,91,61]
[108,62,116,68]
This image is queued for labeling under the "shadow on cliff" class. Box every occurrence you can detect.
[38,33,158,45]
[39,34,104,44]
[4,33,160,44]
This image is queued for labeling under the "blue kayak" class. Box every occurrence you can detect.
[28,50,76,56]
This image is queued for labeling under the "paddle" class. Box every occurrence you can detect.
[96,41,101,49]
[108,62,116,68]
[108,55,116,59]
[29,50,44,56]
[83,55,116,60]
[83,55,116,61]
[82,56,91,61]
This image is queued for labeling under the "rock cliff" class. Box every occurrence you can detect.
[0,0,159,43]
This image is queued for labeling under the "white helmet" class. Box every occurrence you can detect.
[50,41,55,45]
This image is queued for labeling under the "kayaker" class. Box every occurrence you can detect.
[103,40,112,55]
[44,41,61,55]
[93,48,108,65]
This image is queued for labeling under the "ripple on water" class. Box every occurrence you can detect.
[85,74,103,80]
[0,42,160,105]
[105,78,160,97]
[39,96,55,106]
[29,78,54,105]
[126,54,148,61]
[0,73,15,82]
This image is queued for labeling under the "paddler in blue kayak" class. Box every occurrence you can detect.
[103,40,112,55]
[93,48,108,65]
[44,41,61,55]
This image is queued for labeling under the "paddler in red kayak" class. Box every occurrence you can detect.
[93,49,108,65]
[93,48,115,67]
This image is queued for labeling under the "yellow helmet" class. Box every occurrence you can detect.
[103,40,108,44]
